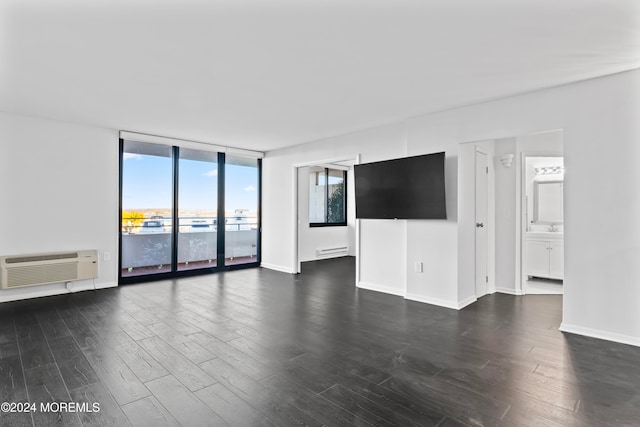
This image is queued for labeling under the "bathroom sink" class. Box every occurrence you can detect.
[526,231,563,239]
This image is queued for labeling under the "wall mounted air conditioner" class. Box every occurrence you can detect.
[0,250,98,289]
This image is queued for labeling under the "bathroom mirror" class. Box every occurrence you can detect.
[534,181,563,223]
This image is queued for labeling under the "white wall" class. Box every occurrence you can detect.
[405,127,463,307]
[494,138,518,294]
[0,112,119,302]
[262,68,640,346]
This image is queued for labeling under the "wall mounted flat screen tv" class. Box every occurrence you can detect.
[354,152,446,219]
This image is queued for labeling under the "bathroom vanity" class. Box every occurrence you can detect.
[526,232,564,280]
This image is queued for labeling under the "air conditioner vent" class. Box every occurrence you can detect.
[7,263,78,288]
[0,250,98,289]
[5,252,79,264]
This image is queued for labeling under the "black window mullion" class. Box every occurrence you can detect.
[257,158,262,264]
[342,170,347,223]
[118,138,124,283]
[325,168,329,223]
[217,152,226,267]
[171,146,179,272]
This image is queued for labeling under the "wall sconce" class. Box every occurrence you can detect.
[500,154,515,168]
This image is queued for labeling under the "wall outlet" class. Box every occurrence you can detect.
[103,252,110,261]
[414,261,423,273]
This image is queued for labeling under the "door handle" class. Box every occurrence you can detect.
[476,223,484,228]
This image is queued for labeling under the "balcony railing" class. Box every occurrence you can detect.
[121,216,258,275]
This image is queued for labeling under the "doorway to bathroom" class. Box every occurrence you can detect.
[522,155,564,294]
[461,129,564,300]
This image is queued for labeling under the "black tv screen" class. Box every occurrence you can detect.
[354,152,446,219]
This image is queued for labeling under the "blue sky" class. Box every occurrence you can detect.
[122,153,258,213]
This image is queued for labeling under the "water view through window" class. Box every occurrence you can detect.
[121,141,173,276]
[225,154,259,266]
[178,148,218,271]
[121,140,260,279]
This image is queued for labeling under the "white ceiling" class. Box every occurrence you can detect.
[1,0,638,152]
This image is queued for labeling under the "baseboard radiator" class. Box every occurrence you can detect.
[316,246,349,257]
[0,250,98,289]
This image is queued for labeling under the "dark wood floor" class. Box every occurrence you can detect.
[1,256,640,426]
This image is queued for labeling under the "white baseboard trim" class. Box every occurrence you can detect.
[0,281,117,303]
[357,281,405,297]
[457,295,478,309]
[315,253,350,260]
[559,323,640,348]
[95,281,118,290]
[299,254,353,263]
[496,287,524,295]
[260,262,295,274]
[72,281,117,292]
[405,293,475,310]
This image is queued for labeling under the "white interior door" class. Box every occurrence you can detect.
[475,150,488,297]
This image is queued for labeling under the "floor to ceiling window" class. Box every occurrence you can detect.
[120,137,261,283]
[121,141,174,277]
[178,148,219,271]
[225,154,260,266]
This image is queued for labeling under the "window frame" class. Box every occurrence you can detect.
[309,167,348,228]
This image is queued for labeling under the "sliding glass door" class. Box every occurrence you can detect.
[121,141,173,277]
[120,140,261,283]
